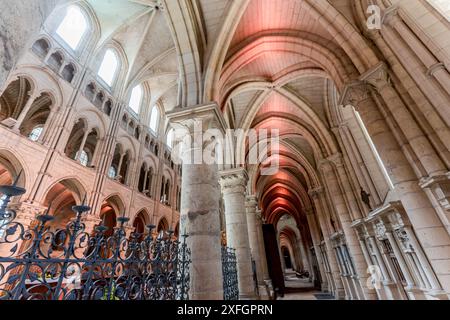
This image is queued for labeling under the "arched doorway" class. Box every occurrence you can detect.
[43,179,85,251]
[133,210,149,241]
[282,246,293,270]
[100,196,123,238]
[157,217,169,238]
[0,151,25,239]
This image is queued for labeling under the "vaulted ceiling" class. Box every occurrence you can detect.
[47,0,372,232]
[213,0,358,229]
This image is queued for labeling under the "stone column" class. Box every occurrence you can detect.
[142,169,149,192]
[297,231,311,273]
[305,208,329,291]
[309,187,346,299]
[383,7,450,112]
[166,103,225,300]
[366,235,396,299]
[245,196,265,288]
[116,153,125,179]
[12,93,38,131]
[76,129,90,162]
[255,209,269,280]
[219,168,255,299]
[356,235,386,299]
[38,108,57,144]
[403,226,443,294]
[320,159,378,300]
[385,232,415,289]
[340,81,450,296]
[362,63,446,177]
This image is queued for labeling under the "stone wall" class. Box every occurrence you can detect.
[0,0,62,87]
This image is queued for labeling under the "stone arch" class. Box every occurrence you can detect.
[41,178,87,250]
[111,136,135,185]
[220,35,354,98]
[9,66,64,108]
[64,118,88,162]
[19,92,55,140]
[157,216,169,233]
[61,62,76,83]
[162,0,203,107]
[42,177,87,206]
[0,148,27,189]
[47,50,65,73]
[279,225,302,271]
[0,77,32,122]
[301,0,378,72]
[132,209,151,240]
[100,194,125,237]
[203,0,252,102]
[32,37,51,59]
[73,108,107,139]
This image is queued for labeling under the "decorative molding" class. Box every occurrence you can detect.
[374,221,387,240]
[219,167,248,194]
[381,5,399,27]
[327,153,344,168]
[245,195,258,208]
[166,102,227,134]
[426,62,446,78]
[338,80,370,107]
[419,172,450,211]
[308,186,324,198]
[360,62,392,91]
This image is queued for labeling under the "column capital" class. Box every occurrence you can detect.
[305,207,315,216]
[381,5,400,27]
[166,102,227,134]
[327,153,344,168]
[245,195,258,208]
[219,167,248,194]
[308,186,324,199]
[426,63,446,78]
[339,80,371,107]
[366,220,388,240]
[360,61,392,91]
[255,208,264,222]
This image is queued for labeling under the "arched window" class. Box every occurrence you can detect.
[166,128,174,149]
[108,166,117,179]
[149,106,159,133]
[77,150,89,167]
[98,49,119,86]
[29,126,44,142]
[56,5,88,50]
[129,85,143,114]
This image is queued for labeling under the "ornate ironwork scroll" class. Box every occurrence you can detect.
[221,246,239,300]
[0,181,191,300]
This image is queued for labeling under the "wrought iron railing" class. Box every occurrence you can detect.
[221,246,239,300]
[0,179,191,300]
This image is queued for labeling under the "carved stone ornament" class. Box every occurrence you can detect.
[219,168,248,195]
[360,62,392,91]
[339,81,371,107]
[374,222,387,239]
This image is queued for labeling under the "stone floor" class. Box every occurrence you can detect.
[277,270,324,300]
